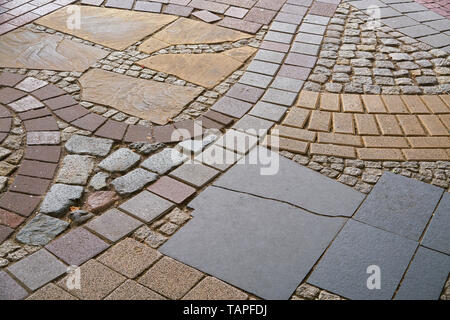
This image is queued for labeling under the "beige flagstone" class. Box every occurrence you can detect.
[139,17,252,54]
[138,47,256,89]
[0,29,108,72]
[79,69,203,125]
[36,5,177,51]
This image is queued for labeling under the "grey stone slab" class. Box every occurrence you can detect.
[295,33,323,44]
[308,220,418,300]
[86,209,142,243]
[407,10,445,22]
[232,115,274,137]
[16,214,69,246]
[169,162,220,188]
[262,88,298,106]
[424,19,450,32]
[303,14,330,26]
[56,155,95,185]
[120,189,174,223]
[0,270,28,300]
[98,148,140,173]
[298,23,326,35]
[351,0,388,10]
[7,249,67,291]
[141,148,187,175]
[395,246,450,300]
[381,16,418,29]
[64,135,113,157]
[246,60,280,76]
[111,168,158,195]
[213,147,365,217]
[264,31,294,44]
[398,25,438,38]
[354,172,443,241]
[364,7,401,19]
[238,72,273,89]
[418,34,450,49]
[194,145,242,172]
[421,192,450,255]
[291,42,320,55]
[391,2,427,13]
[270,76,304,93]
[40,184,84,217]
[161,186,347,300]
[211,96,253,118]
[249,101,288,122]
[89,172,109,190]
[254,50,285,64]
[269,21,298,34]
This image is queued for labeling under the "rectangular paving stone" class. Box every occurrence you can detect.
[44,95,77,110]
[395,246,450,300]
[161,186,347,300]
[361,95,387,113]
[0,72,25,87]
[354,171,443,241]
[285,52,317,68]
[94,119,128,141]
[170,162,220,188]
[226,83,264,103]
[7,249,67,291]
[214,147,365,217]
[24,146,61,163]
[308,219,418,300]
[295,33,323,44]
[119,190,174,223]
[419,33,450,49]
[224,6,248,18]
[354,113,380,135]
[194,145,242,171]
[249,101,287,122]
[71,113,107,132]
[147,176,197,204]
[17,160,57,179]
[0,270,28,300]
[318,132,362,147]
[270,76,304,93]
[308,110,331,132]
[262,88,297,106]
[215,129,258,154]
[421,192,450,255]
[86,209,143,243]
[291,42,320,55]
[0,192,41,217]
[398,25,438,38]
[192,10,221,22]
[218,17,262,33]
[274,12,303,24]
[303,14,330,26]
[163,3,194,17]
[18,107,52,121]
[270,21,297,34]
[0,224,13,244]
[402,149,449,161]
[362,136,409,148]
[134,1,163,12]
[358,148,405,160]
[45,228,109,266]
[105,0,134,9]
[254,49,285,64]
[397,115,426,136]
[418,115,448,136]
[246,60,279,76]
[380,16,418,29]
[10,175,51,196]
[342,94,363,113]
[421,95,448,114]
[238,72,273,89]
[308,1,337,17]
[310,143,356,158]
[283,107,310,128]
[54,105,89,123]
[376,114,403,135]
[278,65,311,80]
[245,7,277,24]
[274,124,316,142]
[189,0,229,14]
[260,40,290,52]
[391,2,427,13]
[24,116,58,131]
[263,134,308,154]
[232,114,274,136]
[299,23,326,35]
[264,30,293,44]
[320,93,340,111]
[0,88,28,105]
[0,208,24,228]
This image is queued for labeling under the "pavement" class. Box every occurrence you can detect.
[0,0,449,301]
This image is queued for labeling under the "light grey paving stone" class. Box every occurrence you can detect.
[269,21,298,34]
[119,190,174,223]
[254,50,285,64]
[7,249,67,291]
[391,2,427,13]
[308,219,418,300]
[271,76,304,92]
[247,60,280,76]
[232,115,275,137]
[134,1,162,12]
[111,168,158,195]
[16,77,47,92]
[364,6,401,19]
[354,172,443,241]
[215,130,258,155]
[169,162,220,188]
[418,34,450,48]
[16,214,69,246]
[194,145,242,172]
[406,10,445,22]
[264,31,294,44]
[177,134,217,156]
[262,88,297,106]
[291,42,320,55]
[65,135,113,157]
[214,147,365,217]
[304,14,330,26]
[381,16,418,29]
[0,270,28,300]
[421,192,450,255]
[141,148,188,175]
[238,72,273,89]
[249,101,288,122]
[98,148,140,173]
[398,24,438,38]
[299,23,326,35]
[89,172,109,190]
[295,33,323,44]
[40,184,84,217]
[395,246,450,300]
[424,19,450,32]
[86,209,142,242]
[351,0,388,10]
[56,155,94,185]
[161,186,347,300]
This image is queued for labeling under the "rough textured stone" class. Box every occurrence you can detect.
[89,172,109,190]
[119,190,174,223]
[98,148,140,173]
[0,270,28,300]
[40,184,84,217]
[65,135,113,157]
[16,214,69,246]
[85,191,119,214]
[111,168,158,195]
[69,210,94,225]
[141,148,187,175]
[57,155,95,185]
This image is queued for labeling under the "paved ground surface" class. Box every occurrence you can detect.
[0,0,449,301]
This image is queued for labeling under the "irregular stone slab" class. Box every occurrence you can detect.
[65,135,113,157]
[308,220,418,300]
[85,191,119,213]
[111,168,158,195]
[69,210,94,226]
[160,186,347,300]
[0,270,28,300]
[98,148,140,173]
[89,172,109,190]
[40,184,84,217]
[0,29,108,72]
[119,190,174,223]
[141,148,187,175]
[37,5,177,50]
[395,246,450,300]
[213,147,365,217]
[354,172,443,241]
[79,69,203,125]
[139,47,256,89]
[16,214,69,246]
[421,192,450,255]
[56,155,95,185]
[139,17,252,54]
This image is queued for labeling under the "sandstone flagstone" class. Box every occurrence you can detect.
[79,69,203,125]
[36,5,177,50]
[0,29,108,72]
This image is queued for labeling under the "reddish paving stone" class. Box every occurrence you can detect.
[174,120,204,140]
[0,225,13,243]
[54,104,89,122]
[203,110,235,126]
[192,10,221,22]
[286,53,317,68]
[0,270,28,300]
[27,131,61,145]
[9,175,51,195]
[85,191,120,214]
[147,176,196,204]
[45,228,109,266]
[215,0,254,8]
[123,125,153,143]
[0,105,12,118]
[0,87,26,104]
[71,113,107,132]
[32,84,65,100]
[0,117,11,132]
[197,116,224,130]
[8,12,39,26]
[153,124,182,143]
[0,72,25,87]
[94,119,128,141]
[244,7,277,24]
[24,146,61,163]
[0,13,14,24]
[0,208,24,228]
[24,116,58,131]
[189,0,229,14]
[260,40,290,52]
[17,160,58,179]
[218,17,262,33]
[163,4,194,16]
[308,1,338,17]
[0,23,16,35]
[18,107,51,121]
[226,83,264,103]
[0,192,41,217]
[278,65,311,80]
[211,96,252,118]
[44,95,77,110]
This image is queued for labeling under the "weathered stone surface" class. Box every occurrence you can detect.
[69,210,94,226]
[16,214,69,246]
[37,5,177,50]
[139,47,256,89]
[65,135,113,157]
[89,172,109,190]
[98,148,140,173]
[85,191,119,213]
[40,184,84,217]
[0,29,108,72]
[79,69,203,125]
[56,155,95,185]
[141,148,187,174]
[111,168,158,195]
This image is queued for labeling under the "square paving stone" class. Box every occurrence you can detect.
[421,192,450,255]
[15,77,47,92]
[105,0,134,9]
[232,114,274,137]
[380,16,418,28]
[254,49,285,64]
[270,76,304,92]
[147,176,197,204]
[299,23,326,35]
[354,171,443,241]
[264,30,293,44]
[295,32,323,44]
[262,88,298,106]
[215,129,259,154]
[249,101,287,122]
[238,72,273,89]
[119,190,174,223]
[24,146,61,163]
[134,1,162,12]
[226,83,264,103]
[394,246,450,300]
[105,279,165,300]
[0,72,25,87]
[247,60,280,76]
[0,192,41,217]
[161,186,347,300]
[214,147,365,217]
[169,162,220,188]
[398,25,438,38]
[0,270,28,300]
[211,96,253,118]
[86,209,142,243]
[308,219,418,300]
[7,249,67,291]
[0,87,26,104]
[194,145,242,172]
[291,42,320,55]
[45,228,109,266]
[26,283,78,300]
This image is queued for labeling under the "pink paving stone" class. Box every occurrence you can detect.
[192,10,221,23]
[71,113,107,132]
[218,16,262,33]
[8,3,36,16]
[53,104,89,122]
[224,6,248,18]
[285,53,317,68]
[308,1,338,17]
[24,146,61,163]
[163,4,194,17]
[85,191,120,214]
[0,192,41,217]
[244,7,277,24]
[0,270,28,300]
[255,0,285,11]
[31,84,66,100]
[0,208,25,228]
[189,0,229,14]
[123,124,153,143]
[147,176,196,204]
[43,95,77,110]
[0,13,14,23]
[94,119,128,141]
[0,23,16,35]
[278,65,311,80]
[226,83,264,103]
[0,105,11,118]
[260,40,290,52]
[0,72,25,87]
